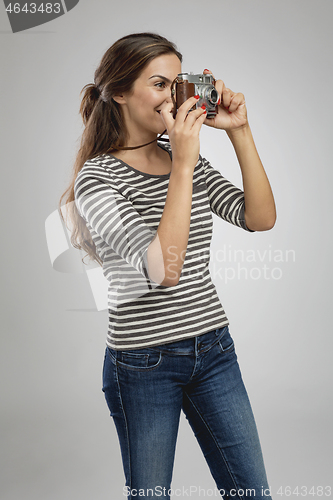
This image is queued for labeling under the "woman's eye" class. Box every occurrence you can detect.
[155,81,166,88]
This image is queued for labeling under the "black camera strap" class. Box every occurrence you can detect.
[116,129,169,151]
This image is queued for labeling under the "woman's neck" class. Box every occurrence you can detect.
[111,142,171,175]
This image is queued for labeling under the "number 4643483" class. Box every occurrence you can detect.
[277,486,331,497]
[5,3,61,14]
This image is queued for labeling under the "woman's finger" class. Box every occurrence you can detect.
[203,68,216,80]
[221,87,233,109]
[228,92,246,112]
[159,100,175,131]
[192,106,209,134]
[175,95,200,122]
[182,104,207,130]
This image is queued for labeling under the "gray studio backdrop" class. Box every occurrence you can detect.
[1,1,332,499]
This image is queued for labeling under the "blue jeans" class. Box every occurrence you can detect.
[102,326,271,500]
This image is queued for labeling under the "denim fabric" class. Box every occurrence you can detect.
[102,326,271,500]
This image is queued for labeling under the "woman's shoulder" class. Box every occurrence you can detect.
[82,153,122,171]
[74,154,121,191]
[80,152,127,176]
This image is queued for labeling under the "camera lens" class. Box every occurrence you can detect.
[207,87,219,105]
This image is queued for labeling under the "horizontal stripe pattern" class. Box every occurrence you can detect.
[74,142,253,350]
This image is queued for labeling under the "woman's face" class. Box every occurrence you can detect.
[117,53,182,140]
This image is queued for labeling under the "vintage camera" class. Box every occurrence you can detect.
[172,73,219,118]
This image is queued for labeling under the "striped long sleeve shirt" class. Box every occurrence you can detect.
[74,142,254,350]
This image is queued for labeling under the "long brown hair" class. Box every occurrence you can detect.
[59,33,182,266]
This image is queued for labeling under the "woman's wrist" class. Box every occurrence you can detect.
[226,122,252,143]
[171,160,196,177]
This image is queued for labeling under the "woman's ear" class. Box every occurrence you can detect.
[112,94,126,105]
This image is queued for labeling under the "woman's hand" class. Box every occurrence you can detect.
[159,96,207,172]
[202,69,248,132]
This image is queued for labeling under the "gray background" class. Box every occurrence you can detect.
[1,1,332,499]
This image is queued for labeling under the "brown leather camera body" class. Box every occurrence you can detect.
[175,80,196,114]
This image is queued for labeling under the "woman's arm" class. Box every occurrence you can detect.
[202,157,254,231]
[147,96,207,287]
[227,125,276,231]
[203,70,276,232]
[147,166,194,287]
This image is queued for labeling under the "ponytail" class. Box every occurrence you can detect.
[80,83,101,125]
[59,33,182,266]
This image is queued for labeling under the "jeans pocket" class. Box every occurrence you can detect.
[218,327,235,353]
[116,348,162,371]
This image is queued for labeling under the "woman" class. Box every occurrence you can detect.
[60,32,276,500]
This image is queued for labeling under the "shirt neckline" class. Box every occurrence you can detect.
[104,142,172,178]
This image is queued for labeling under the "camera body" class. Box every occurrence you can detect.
[173,73,219,118]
